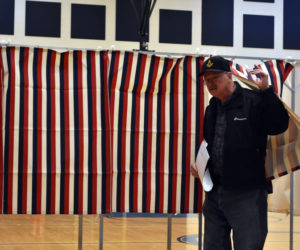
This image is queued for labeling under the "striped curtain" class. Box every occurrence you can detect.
[265,104,300,179]
[109,51,204,213]
[0,47,112,214]
[0,47,204,214]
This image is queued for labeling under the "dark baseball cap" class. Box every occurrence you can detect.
[199,56,231,76]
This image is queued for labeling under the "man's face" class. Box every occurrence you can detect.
[203,71,232,99]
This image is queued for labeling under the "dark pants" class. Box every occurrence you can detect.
[203,185,268,250]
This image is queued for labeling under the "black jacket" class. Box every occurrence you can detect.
[204,82,289,189]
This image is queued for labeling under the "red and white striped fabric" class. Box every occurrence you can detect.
[0,47,112,214]
[258,60,294,97]
[230,59,294,96]
[108,51,204,213]
[0,47,204,214]
[265,104,300,179]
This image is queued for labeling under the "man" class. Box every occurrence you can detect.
[191,56,289,250]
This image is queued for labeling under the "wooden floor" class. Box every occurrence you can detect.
[0,212,299,249]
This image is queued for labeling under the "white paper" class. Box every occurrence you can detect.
[203,169,213,192]
[195,141,213,192]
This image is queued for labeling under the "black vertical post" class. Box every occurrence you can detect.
[130,0,157,51]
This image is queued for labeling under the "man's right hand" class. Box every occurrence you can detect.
[190,163,199,178]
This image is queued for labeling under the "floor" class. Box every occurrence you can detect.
[0,212,299,249]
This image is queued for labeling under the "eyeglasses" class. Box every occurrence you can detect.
[204,72,227,84]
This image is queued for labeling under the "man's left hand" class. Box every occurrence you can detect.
[249,68,269,91]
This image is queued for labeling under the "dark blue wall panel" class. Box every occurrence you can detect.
[243,15,274,48]
[116,0,149,42]
[284,1,300,50]
[71,4,105,40]
[201,0,234,46]
[159,9,192,44]
[25,1,61,37]
[0,1,15,35]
